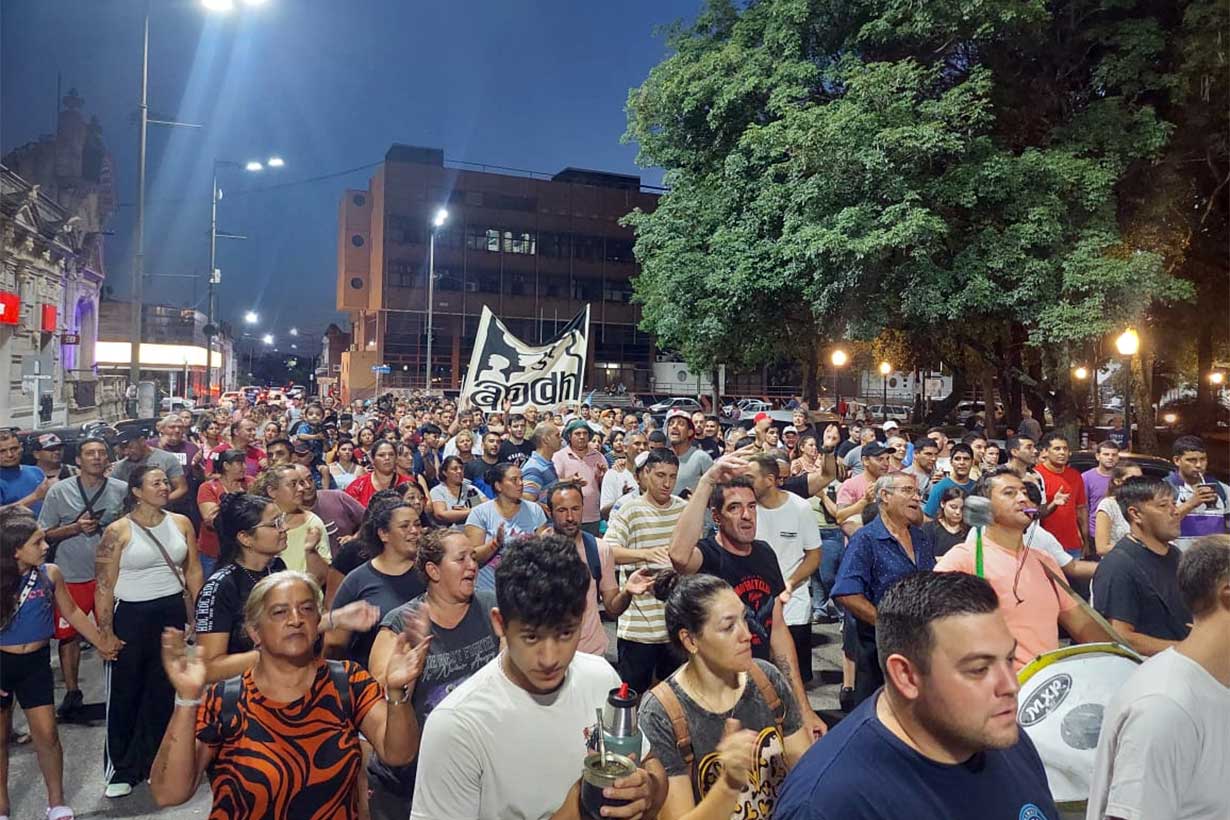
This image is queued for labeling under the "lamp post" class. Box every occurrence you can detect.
[1115,329,1139,449]
[831,349,848,417]
[878,361,891,421]
[208,155,284,400]
[425,208,448,390]
[1072,366,1089,428]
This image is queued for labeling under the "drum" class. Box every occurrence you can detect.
[1017,643,1142,806]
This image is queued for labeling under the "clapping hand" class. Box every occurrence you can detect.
[623,568,656,596]
[715,718,758,791]
[1052,487,1070,507]
[384,608,433,694]
[329,600,381,633]
[161,627,206,700]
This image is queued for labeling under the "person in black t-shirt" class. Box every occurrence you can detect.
[669,455,828,740]
[776,572,1060,820]
[1092,476,1191,656]
[496,413,535,468]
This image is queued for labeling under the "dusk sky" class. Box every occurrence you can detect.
[2,0,698,348]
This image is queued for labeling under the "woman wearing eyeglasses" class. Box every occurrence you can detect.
[195,493,379,684]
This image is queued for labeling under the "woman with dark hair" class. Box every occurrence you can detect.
[463,463,548,592]
[640,570,809,820]
[365,528,498,818]
[0,509,121,820]
[94,464,203,798]
[356,426,377,465]
[262,421,283,449]
[196,449,252,579]
[197,418,222,452]
[325,500,427,667]
[344,440,411,508]
[323,439,365,492]
[429,455,484,532]
[921,486,970,557]
[400,481,434,528]
[326,490,406,603]
[1093,462,1144,556]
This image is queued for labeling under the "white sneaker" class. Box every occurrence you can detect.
[103,783,132,799]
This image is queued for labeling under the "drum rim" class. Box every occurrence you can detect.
[1017,641,1142,685]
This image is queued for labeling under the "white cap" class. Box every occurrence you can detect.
[634,451,651,471]
[883,420,900,430]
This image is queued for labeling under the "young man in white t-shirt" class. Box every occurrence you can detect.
[1086,535,1230,820]
[410,535,666,820]
[750,452,821,682]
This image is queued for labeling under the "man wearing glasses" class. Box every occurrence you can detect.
[832,471,935,706]
[935,467,1112,672]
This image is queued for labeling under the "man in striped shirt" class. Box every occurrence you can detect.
[604,448,687,696]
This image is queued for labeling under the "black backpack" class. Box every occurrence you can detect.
[217,659,352,742]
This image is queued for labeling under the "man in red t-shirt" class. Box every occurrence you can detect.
[1037,432,1089,557]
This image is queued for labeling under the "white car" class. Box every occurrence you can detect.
[722,398,771,417]
[866,404,912,423]
[161,397,194,412]
[649,397,702,413]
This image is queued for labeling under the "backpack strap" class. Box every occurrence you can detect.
[648,680,693,768]
[580,532,602,585]
[746,662,786,740]
[219,674,244,743]
[327,659,352,722]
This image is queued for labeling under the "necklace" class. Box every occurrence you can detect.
[238,560,273,585]
[681,665,744,715]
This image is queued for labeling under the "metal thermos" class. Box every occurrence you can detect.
[601,683,642,761]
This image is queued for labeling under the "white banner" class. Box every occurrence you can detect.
[460,305,589,412]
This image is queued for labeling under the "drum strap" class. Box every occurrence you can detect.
[1038,562,1137,653]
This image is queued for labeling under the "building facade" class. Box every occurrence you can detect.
[96,300,230,400]
[337,145,660,399]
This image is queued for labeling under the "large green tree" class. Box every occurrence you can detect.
[624,0,1225,438]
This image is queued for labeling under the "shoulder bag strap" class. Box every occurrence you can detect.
[132,518,188,592]
[76,476,107,517]
[746,662,786,739]
[219,675,244,743]
[648,681,694,768]
[326,659,352,721]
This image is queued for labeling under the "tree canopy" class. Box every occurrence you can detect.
[624,0,1228,432]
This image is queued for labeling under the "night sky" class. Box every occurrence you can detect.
[2,0,697,349]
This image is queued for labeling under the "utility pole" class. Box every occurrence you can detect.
[128,2,149,388]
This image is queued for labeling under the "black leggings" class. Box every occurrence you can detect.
[104,594,184,786]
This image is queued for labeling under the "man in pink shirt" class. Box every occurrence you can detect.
[543,482,653,656]
[552,419,608,535]
[836,441,892,537]
[935,467,1112,671]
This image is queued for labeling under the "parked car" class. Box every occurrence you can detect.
[866,404,912,423]
[649,396,702,413]
[954,400,1003,423]
[220,390,245,407]
[160,396,194,412]
[722,398,773,418]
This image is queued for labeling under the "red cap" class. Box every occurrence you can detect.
[753,412,770,425]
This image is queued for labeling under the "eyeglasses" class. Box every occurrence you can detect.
[887,485,923,498]
[251,514,288,533]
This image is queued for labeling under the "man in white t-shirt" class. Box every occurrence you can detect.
[411,536,666,820]
[1086,535,1230,820]
[748,452,821,683]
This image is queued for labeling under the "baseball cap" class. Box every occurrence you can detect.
[34,433,63,450]
[115,429,146,445]
[782,425,797,435]
[753,412,771,425]
[883,420,900,431]
[634,450,651,471]
[862,441,892,458]
[665,408,694,427]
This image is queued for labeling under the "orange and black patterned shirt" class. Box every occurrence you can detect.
[196,660,382,819]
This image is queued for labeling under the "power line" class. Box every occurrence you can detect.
[116,159,382,208]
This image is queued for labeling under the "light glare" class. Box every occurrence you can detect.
[245,161,264,172]
[267,156,285,167]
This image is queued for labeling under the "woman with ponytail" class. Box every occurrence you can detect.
[638,570,811,820]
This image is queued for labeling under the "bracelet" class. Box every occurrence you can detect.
[325,611,335,630]
[385,686,410,706]
[174,695,202,707]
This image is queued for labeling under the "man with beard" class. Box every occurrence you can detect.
[669,456,829,739]
[110,429,189,505]
[832,471,935,705]
[665,408,713,497]
[776,572,1061,820]
[551,420,607,535]
[0,429,50,513]
[544,482,654,657]
[936,468,1112,672]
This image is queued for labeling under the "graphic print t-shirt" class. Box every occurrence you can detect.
[695,536,786,660]
[641,660,802,814]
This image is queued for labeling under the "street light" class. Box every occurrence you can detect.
[1073,366,1089,381]
[878,361,891,421]
[261,333,274,345]
[1115,329,1139,449]
[244,160,264,172]
[244,310,259,324]
[830,349,848,416]
[266,155,284,167]
[1211,372,1225,386]
[426,208,449,389]
[289,327,299,336]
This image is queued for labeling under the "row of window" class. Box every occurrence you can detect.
[384,261,635,302]
[380,217,636,263]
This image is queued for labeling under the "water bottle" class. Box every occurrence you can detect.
[601,683,642,761]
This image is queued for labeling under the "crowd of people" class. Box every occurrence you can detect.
[0,393,1226,820]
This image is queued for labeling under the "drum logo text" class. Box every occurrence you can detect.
[1018,673,1072,726]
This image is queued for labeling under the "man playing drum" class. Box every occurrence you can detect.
[935,467,1113,671]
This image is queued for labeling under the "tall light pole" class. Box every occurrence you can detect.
[425,208,448,390]
[878,361,891,421]
[208,156,283,400]
[1116,329,1139,449]
[831,349,848,417]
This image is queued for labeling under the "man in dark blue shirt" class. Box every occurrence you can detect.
[832,470,934,704]
[777,572,1060,820]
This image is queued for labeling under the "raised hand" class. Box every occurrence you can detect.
[330,600,381,633]
[623,567,656,596]
[161,627,207,700]
[384,617,433,693]
[715,718,758,791]
[705,455,751,485]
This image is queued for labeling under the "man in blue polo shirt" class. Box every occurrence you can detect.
[777,572,1060,820]
[0,429,50,514]
[832,470,934,706]
[1168,435,1230,551]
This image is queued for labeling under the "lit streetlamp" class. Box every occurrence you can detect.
[244,310,259,324]
[1116,329,1139,449]
[831,349,848,416]
[425,208,448,389]
[1073,366,1089,381]
[878,361,891,421]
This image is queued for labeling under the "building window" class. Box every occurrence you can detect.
[352,193,366,207]
[349,277,364,290]
[389,260,417,288]
[503,230,536,255]
[351,234,365,247]
[606,239,635,263]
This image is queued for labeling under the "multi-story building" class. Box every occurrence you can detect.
[336,145,660,399]
[96,300,231,400]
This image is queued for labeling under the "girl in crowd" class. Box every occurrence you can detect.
[95,466,203,799]
[262,421,283,449]
[356,427,377,465]
[150,572,428,819]
[0,510,122,820]
[326,491,405,605]
[429,456,485,532]
[641,571,810,820]
[401,481,435,529]
[463,463,548,592]
[196,449,252,579]
[365,529,499,819]
[1094,463,1144,555]
[254,465,329,584]
[395,443,416,482]
[323,439,366,492]
[197,418,223,453]
[326,500,426,668]
[922,486,969,557]
[345,441,411,508]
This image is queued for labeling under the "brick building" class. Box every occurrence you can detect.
[337,145,660,399]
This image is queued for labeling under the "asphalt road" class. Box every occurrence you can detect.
[6,622,1080,819]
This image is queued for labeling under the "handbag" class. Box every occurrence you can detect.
[131,517,196,638]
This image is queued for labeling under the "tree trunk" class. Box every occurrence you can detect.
[1195,319,1214,433]
[1133,341,1159,454]
[981,368,998,439]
